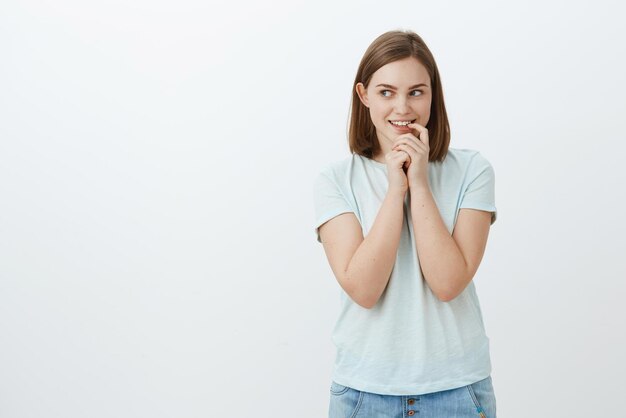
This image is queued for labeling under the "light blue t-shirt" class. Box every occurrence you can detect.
[313,148,497,396]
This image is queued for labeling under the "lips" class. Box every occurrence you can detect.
[389,119,416,132]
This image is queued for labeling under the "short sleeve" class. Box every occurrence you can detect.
[313,170,355,243]
[459,153,498,225]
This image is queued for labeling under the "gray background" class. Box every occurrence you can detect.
[1,0,625,416]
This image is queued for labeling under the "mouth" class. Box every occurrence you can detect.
[388,119,416,127]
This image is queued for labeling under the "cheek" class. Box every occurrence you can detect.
[417,102,431,121]
[417,100,431,112]
[369,105,386,121]
[370,103,389,119]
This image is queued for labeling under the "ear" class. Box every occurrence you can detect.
[355,82,369,108]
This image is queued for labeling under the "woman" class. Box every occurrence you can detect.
[313,30,498,417]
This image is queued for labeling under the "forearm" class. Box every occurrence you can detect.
[409,184,467,302]
[345,189,405,308]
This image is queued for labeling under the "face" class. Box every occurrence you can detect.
[356,57,432,151]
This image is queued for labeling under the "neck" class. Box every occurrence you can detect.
[372,145,393,164]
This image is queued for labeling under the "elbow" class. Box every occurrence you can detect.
[425,275,454,302]
[432,282,462,303]
[430,270,471,302]
[352,291,379,309]
[360,298,378,309]
[436,291,456,303]
[341,275,380,309]
[346,286,379,309]
[434,282,469,302]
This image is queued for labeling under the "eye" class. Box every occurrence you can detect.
[410,90,423,96]
[380,90,392,97]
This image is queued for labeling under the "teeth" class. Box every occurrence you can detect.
[390,120,413,126]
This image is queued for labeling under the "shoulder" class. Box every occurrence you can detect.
[315,154,359,180]
[444,147,494,171]
[444,147,482,163]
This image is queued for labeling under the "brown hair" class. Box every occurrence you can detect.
[348,30,450,162]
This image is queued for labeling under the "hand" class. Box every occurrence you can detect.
[384,147,411,195]
[391,122,430,190]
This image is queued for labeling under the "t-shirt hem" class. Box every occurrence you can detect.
[314,210,355,242]
[459,201,497,224]
[331,371,492,396]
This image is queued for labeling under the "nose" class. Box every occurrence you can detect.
[394,95,411,114]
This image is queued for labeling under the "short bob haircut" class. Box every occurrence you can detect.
[349,30,450,163]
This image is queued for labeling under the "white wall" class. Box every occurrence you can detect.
[1,0,625,416]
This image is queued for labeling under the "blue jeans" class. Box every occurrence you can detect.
[329,376,496,418]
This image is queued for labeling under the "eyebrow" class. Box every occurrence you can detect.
[375,83,429,89]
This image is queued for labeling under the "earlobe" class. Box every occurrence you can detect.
[355,83,369,108]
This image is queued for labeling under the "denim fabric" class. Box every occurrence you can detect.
[329,375,496,418]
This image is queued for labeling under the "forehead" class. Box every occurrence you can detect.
[370,57,430,87]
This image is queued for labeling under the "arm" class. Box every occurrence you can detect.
[319,188,406,308]
[409,185,492,302]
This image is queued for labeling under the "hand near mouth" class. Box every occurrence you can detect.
[391,122,430,190]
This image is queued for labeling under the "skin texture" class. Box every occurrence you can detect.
[319,57,492,305]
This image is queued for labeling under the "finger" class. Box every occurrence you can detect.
[392,148,412,164]
[394,148,411,160]
[395,134,427,151]
[406,122,425,137]
[393,144,418,161]
[407,123,429,146]
[393,138,425,155]
[387,148,408,161]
